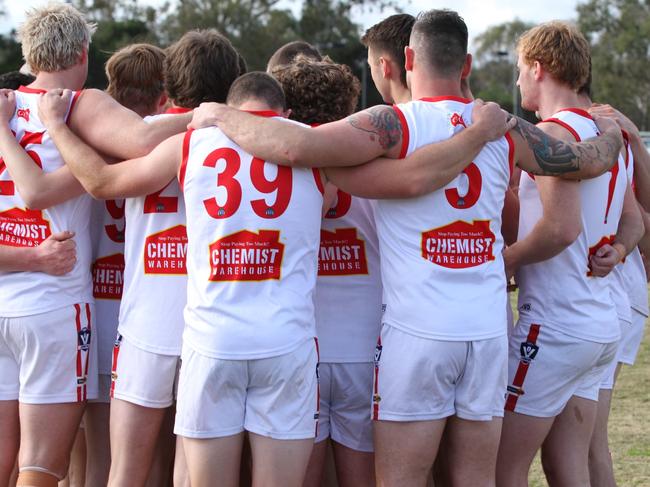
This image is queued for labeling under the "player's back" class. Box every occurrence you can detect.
[517,108,627,342]
[0,86,92,316]
[180,113,323,360]
[378,97,513,341]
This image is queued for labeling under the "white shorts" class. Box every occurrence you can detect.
[110,334,180,408]
[372,324,507,422]
[505,321,618,417]
[175,338,319,440]
[600,309,647,389]
[0,303,98,404]
[316,362,374,452]
[89,374,112,404]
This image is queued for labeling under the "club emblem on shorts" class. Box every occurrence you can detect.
[373,394,381,403]
[520,303,531,312]
[374,344,383,364]
[506,385,524,396]
[114,334,122,348]
[519,341,539,363]
[78,327,91,351]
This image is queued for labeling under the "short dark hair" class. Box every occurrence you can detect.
[226,72,286,112]
[272,55,360,125]
[266,41,322,71]
[0,71,35,90]
[164,29,240,109]
[411,10,468,77]
[236,51,248,76]
[361,14,415,87]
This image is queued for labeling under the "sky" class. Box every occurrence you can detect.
[1,0,582,44]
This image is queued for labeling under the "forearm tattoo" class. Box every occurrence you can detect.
[347,106,402,150]
[512,115,620,176]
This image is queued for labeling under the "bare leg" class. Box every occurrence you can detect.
[432,426,451,487]
[172,436,190,487]
[0,400,19,487]
[331,441,374,487]
[541,396,598,487]
[107,399,166,487]
[249,432,314,487]
[496,410,555,487]
[444,416,502,487]
[374,419,446,487]
[18,402,85,480]
[182,433,244,487]
[83,403,110,487]
[61,428,86,487]
[145,407,175,487]
[302,440,328,487]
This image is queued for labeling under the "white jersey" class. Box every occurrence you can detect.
[91,199,125,372]
[378,97,512,341]
[180,113,323,360]
[517,108,626,342]
[0,86,93,316]
[117,109,188,355]
[314,194,382,362]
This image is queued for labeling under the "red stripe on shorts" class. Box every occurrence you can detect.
[314,337,320,437]
[110,335,122,398]
[83,303,92,400]
[74,304,82,402]
[372,335,382,420]
[505,323,541,411]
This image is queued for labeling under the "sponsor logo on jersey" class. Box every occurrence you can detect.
[421,220,495,269]
[208,229,284,281]
[519,341,539,363]
[17,108,30,122]
[0,207,51,247]
[144,225,188,275]
[317,227,368,276]
[450,112,467,128]
[93,253,125,300]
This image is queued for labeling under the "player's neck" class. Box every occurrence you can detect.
[30,68,85,92]
[409,73,464,101]
[390,83,411,104]
[537,83,588,120]
[234,100,277,113]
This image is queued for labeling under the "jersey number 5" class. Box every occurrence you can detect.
[445,163,482,209]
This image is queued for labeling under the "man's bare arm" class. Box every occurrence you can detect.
[0,231,76,275]
[510,115,622,179]
[40,90,182,199]
[189,103,404,167]
[324,101,516,198]
[69,89,191,160]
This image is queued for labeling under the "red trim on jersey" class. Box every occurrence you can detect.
[505,132,515,177]
[165,106,192,114]
[110,335,122,399]
[541,118,581,142]
[178,129,194,191]
[504,323,541,412]
[372,335,382,421]
[314,337,320,437]
[74,304,83,402]
[419,96,472,104]
[66,90,83,124]
[559,107,593,120]
[392,105,409,159]
[312,169,325,195]
[622,130,631,169]
[18,85,46,94]
[245,110,282,118]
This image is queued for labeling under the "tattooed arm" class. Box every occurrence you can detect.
[510,115,622,179]
[189,103,403,167]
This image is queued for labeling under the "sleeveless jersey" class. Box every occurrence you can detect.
[517,108,626,342]
[377,97,513,341]
[117,110,188,355]
[314,194,382,362]
[180,113,323,360]
[0,86,93,317]
[91,198,125,372]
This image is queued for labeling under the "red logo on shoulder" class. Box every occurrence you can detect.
[16,108,30,122]
[451,113,466,128]
[421,220,495,269]
[209,229,284,281]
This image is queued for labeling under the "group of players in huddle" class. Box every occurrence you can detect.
[0,3,648,487]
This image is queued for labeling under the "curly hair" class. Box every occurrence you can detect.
[271,55,360,125]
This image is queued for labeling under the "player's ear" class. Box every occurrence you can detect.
[379,56,391,79]
[79,46,88,65]
[461,53,472,79]
[404,46,414,72]
[533,60,543,81]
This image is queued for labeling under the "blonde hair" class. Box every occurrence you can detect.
[517,21,591,91]
[18,2,96,74]
[106,43,166,114]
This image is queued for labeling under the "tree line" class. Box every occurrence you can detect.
[0,0,647,129]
